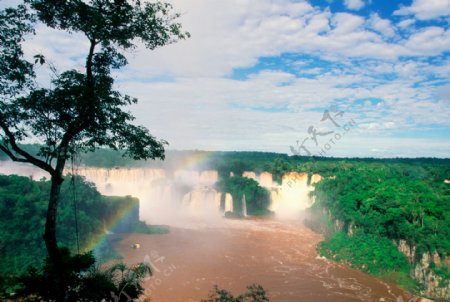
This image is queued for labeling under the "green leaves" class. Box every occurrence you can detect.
[318,231,411,276]
[0,5,35,98]
[29,0,189,49]
[311,161,450,294]
[1,0,189,168]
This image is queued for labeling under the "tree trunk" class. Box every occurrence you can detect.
[43,172,65,301]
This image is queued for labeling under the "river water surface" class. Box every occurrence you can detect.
[115,219,415,302]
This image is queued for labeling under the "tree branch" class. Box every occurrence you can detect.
[85,38,97,96]
[0,119,55,174]
[0,144,28,163]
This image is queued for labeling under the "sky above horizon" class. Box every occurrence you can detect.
[3,0,450,157]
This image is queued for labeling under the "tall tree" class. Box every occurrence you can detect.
[0,0,188,299]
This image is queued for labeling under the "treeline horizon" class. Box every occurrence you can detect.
[1,143,449,169]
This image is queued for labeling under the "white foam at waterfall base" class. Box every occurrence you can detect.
[269,172,317,220]
[76,167,225,228]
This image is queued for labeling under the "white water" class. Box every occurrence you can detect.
[242,194,247,217]
[0,161,322,225]
[242,170,322,219]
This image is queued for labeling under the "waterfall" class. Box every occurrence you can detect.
[0,162,323,222]
[242,171,322,219]
[268,172,321,219]
[242,194,247,217]
[224,193,233,213]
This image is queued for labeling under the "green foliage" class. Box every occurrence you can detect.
[313,163,450,258]
[0,4,35,99]
[0,4,188,298]
[1,0,189,164]
[266,158,293,184]
[309,161,450,294]
[14,247,152,301]
[201,284,269,302]
[318,231,419,292]
[0,175,48,278]
[216,176,271,216]
[319,231,411,275]
[0,174,153,281]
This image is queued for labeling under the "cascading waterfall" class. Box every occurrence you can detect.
[242,171,322,219]
[224,193,233,212]
[241,194,247,217]
[0,162,322,222]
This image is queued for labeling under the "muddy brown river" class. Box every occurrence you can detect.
[114,218,419,302]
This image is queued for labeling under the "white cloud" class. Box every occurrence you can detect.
[368,13,396,38]
[395,0,450,20]
[74,1,449,80]
[344,0,365,11]
[403,26,450,55]
[397,19,415,29]
[112,54,450,156]
[7,0,450,157]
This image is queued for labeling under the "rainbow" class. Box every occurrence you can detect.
[81,151,216,254]
[82,196,139,254]
[171,150,215,171]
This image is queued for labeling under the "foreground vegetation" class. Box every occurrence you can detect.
[1,0,188,299]
[201,284,269,302]
[0,174,164,298]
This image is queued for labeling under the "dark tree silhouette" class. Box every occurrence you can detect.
[0,1,188,299]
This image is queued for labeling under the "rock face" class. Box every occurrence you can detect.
[395,240,450,300]
[413,253,450,299]
[397,239,416,264]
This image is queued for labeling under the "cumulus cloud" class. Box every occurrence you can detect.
[397,19,415,29]
[368,13,396,38]
[394,0,450,20]
[343,0,365,11]
[6,0,450,157]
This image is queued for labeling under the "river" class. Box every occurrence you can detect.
[115,218,414,302]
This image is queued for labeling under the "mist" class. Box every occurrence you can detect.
[0,159,321,227]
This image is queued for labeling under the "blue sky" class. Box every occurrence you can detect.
[3,0,450,157]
